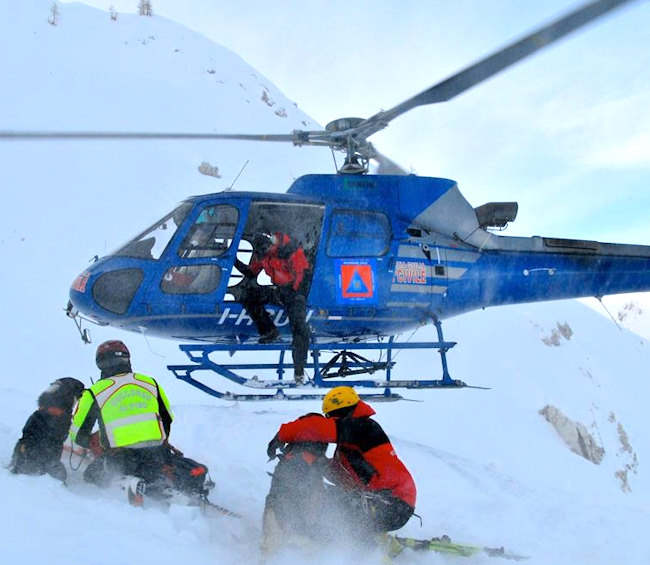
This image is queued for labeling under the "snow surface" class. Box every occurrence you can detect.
[2,3,650,564]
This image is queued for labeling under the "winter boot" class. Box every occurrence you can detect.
[117,475,147,507]
[258,327,280,344]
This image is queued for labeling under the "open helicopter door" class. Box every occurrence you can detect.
[226,200,325,316]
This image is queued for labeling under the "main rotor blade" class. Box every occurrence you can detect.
[358,0,637,136]
[371,152,408,175]
[0,130,305,142]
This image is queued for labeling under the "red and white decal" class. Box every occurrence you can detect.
[393,261,427,285]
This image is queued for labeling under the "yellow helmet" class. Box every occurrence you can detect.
[322,386,360,415]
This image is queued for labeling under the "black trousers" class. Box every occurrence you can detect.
[84,445,166,486]
[240,285,309,372]
[330,486,415,535]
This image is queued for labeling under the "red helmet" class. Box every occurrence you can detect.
[95,340,131,373]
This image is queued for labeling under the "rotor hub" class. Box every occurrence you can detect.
[325,117,365,133]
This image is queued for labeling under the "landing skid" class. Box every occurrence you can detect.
[168,322,489,401]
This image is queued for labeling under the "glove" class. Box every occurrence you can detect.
[88,431,105,457]
[266,433,285,461]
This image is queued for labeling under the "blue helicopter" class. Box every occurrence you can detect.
[3,0,648,400]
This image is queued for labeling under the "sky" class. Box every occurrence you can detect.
[64,0,650,245]
[1,4,650,563]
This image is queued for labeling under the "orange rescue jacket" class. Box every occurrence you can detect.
[277,401,416,508]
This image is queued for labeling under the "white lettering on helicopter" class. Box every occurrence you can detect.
[394,261,427,285]
[217,307,314,326]
[218,308,254,326]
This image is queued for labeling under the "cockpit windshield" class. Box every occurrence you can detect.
[110,202,193,259]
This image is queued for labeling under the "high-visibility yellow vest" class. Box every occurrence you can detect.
[71,373,170,448]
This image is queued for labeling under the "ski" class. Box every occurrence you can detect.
[125,478,242,519]
[385,534,529,561]
[199,496,242,519]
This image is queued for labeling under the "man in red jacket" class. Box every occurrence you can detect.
[237,232,310,382]
[267,386,416,534]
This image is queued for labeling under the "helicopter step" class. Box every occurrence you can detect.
[167,328,488,401]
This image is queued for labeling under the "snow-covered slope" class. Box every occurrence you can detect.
[1,4,649,564]
[3,300,650,564]
[1,0,333,395]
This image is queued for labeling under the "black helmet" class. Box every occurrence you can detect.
[252,233,273,252]
[96,340,131,375]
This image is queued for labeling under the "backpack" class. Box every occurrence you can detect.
[262,441,331,555]
[160,444,213,498]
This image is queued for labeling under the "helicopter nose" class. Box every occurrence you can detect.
[69,266,144,318]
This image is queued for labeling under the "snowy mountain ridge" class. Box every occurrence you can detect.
[1,3,649,564]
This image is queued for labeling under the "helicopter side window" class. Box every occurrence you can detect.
[327,210,391,257]
[111,202,192,260]
[179,205,239,258]
[161,264,221,294]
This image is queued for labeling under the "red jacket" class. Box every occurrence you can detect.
[249,233,309,291]
[277,401,416,508]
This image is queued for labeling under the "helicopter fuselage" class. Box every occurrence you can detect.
[68,174,650,344]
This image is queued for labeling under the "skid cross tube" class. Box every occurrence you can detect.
[319,349,393,379]
[167,324,483,400]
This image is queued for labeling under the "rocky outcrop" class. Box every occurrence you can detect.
[539,404,604,464]
[541,322,574,346]
[617,301,643,323]
[609,412,639,493]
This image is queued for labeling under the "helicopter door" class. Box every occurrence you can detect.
[227,201,325,301]
[324,208,392,318]
[159,204,240,307]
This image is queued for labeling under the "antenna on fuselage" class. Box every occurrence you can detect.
[594,296,623,331]
[226,160,249,191]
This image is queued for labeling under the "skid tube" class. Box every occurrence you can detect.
[168,322,488,401]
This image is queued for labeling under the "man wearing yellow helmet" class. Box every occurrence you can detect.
[267,386,416,534]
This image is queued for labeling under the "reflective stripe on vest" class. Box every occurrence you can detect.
[69,390,95,444]
[93,373,166,448]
